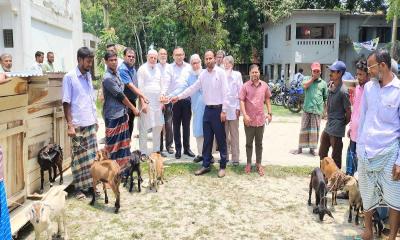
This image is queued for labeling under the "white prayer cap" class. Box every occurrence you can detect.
[147,49,158,55]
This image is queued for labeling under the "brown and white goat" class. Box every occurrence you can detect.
[342,176,363,225]
[90,149,121,213]
[28,188,68,240]
[320,157,348,206]
[147,153,165,192]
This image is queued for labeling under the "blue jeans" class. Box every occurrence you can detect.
[346,140,358,176]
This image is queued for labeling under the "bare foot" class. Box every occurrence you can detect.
[360,229,373,240]
[290,149,302,155]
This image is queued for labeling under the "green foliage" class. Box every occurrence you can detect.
[96,28,119,76]
[387,0,400,21]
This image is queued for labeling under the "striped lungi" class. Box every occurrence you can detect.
[0,181,12,240]
[105,114,132,167]
[71,124,98,190]
[358,140,400,211]
[298,112,321,149]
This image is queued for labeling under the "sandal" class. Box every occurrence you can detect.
[75,191,86,200]
[256,164,265,176]
[245,164,251,174]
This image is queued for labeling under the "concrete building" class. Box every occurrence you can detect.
[263,9,396,82]
[0,0,83,72]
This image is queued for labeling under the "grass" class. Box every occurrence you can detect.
[271,104,302,117]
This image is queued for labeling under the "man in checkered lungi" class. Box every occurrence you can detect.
[291,62,327,156]
[63,47,98,199]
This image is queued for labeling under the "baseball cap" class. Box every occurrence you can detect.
[328,60,346,72]
[311,62,321,71]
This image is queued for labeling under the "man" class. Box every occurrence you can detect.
[105,43,123,69]
[240,64,272,176]
[318,60,351,169]
[223,55,243,166]
[118,47,147,139]
[138,50,167,156]
[43,51,55,72]
[31,51,44,74]
[357,50,400,240]
[291,68,304,87]
[171,50,229,178]
[168,47,195,159]
[103,51,140,167]
[0,53,12,72]
[62,47,98,199]
[345,60,369,176]
[158,48,174,155]
[215,50,225,68]
[291,62,327,156]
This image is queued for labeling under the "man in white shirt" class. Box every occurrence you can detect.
[31,51,44,74]
[216,50,225,68]
[292,68,304,86]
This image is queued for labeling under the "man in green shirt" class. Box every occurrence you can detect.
[291,62,327,156]
[43,51,55,72]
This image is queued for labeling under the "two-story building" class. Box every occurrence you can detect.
[0,0,83,72]
[263,9,396,82]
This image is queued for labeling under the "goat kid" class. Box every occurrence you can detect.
[37,144,63,194]
[147,153,165,192]
[90,149,121,213]
[342,176,363,225]
[122,150,143,192]
[321,157,348,206]
[308,167,334,221]
[28,188,68,240]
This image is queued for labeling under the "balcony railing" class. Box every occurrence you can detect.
[296,40,336,46]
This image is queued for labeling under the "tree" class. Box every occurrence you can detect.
[387,0,400,58]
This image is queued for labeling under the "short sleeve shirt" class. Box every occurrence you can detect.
[119,62,137,102]
[302,77,328,115]
[325,82,351,137]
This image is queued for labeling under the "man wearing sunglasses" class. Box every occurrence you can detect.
[318,60,351,170]
[357,49,400,240]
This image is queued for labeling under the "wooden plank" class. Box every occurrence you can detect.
[0,107,27,124]
[0,125,26,139]
[27,131,53,146]
[27,140,48,161]
[26,116,53,137]
[48,79,62,87]
[28,86,62,105]
[0,77,28,97]
[0,94,28,112]
[27,100,62,115]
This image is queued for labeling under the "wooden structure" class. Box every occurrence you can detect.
[0,73,73,234]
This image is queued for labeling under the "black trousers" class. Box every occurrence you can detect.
[172,98,191,152]
[127,99,136,139]
[160,103,174,151]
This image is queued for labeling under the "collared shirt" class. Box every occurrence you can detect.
[349,84,365,142]
[62,67,97,127]
[157,63,173,96]
[239,80,271,127]
[178,66,228,111]
[0,145,3,182]
[119,61,137,101]
[43,62,55,72]
[357,75,400,164]
[102,68,126,120]
[292,73,304,85]
[104,58,123,71]
[167,62,191,96]
[31,62,43,75]
[302,77,328,115]
[225,70,243,120]
[325,81,351,137]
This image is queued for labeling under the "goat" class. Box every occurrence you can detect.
[372,208,386,237]
[122,150,143,192]
[321,157,348,206]
[342,176,363,225]
[27,188,68,240]
[37,144,63,194]
[308,167,334,221]
[90,149,121,213]
[147,153,165,192]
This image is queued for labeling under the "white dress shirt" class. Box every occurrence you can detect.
[178,66,229,112]
[157,62,173,96]
[167,62,191,96]
[225,70,243,120]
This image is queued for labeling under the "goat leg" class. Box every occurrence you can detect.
[103,183,108,204]
[355,207,360,225]
[52,165,57,183]
[111,182,120,213]
[138,168,142,192]
[129,169,134,192]
[48,169,53,188]
[40,169,45,194]
[57,159,63,185]
[89,182,96,206]
[308,179,312,206]
[348,205,352,223]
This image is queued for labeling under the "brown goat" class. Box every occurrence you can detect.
[147,153,165,192]
[342,176,363,225]
[320,157,348,206]
[90,149,121,213]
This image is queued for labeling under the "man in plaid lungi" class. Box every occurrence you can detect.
[63,47,98,199]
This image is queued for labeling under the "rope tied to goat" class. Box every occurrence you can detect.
[327,170,347,192]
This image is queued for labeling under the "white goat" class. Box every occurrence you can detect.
[27,188,68,239]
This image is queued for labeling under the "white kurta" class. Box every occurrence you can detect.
[137,63,164,131]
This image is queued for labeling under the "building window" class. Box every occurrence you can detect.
[3,29,13,48]
[286,25,291,41]
[90,40,96,49]
[264,34,268,48]
[376,27,391,43]
[270,65,274,80]
[296,24,335,39]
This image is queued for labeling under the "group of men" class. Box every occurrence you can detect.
[0,51,56,74]
[62,45,272,199]
[291,49,400,240]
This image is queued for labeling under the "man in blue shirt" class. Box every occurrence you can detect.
[118,47,147,138]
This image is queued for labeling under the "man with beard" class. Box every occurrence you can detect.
[215,50,225,68]
[357,49,400,240]
[240,64,272,176]
[43,51,55,72]
[171,50,228,178]
[318,60,351,169]
[0,53,12,72]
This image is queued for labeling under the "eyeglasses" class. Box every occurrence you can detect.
[367,63,379,71]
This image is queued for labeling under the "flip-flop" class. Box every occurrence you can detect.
[257,165,265,176]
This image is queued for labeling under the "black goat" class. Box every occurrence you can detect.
[37,144,63,194]
[122,150,143,192]
[308,167,334,221]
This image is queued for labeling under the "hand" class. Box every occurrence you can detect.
[170,96,179,104]
[322,113,327,120]
[266,113,272,123]
[347,129,351,138]
[141,104,148,114]
[160,95,169,104]
[220,112,227,123]
[142,96,149,104]
[132,107,140,116]
[67,124,76,137]
[393,164,400,181]
[243,114,251,126]
[236,110,240,119]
